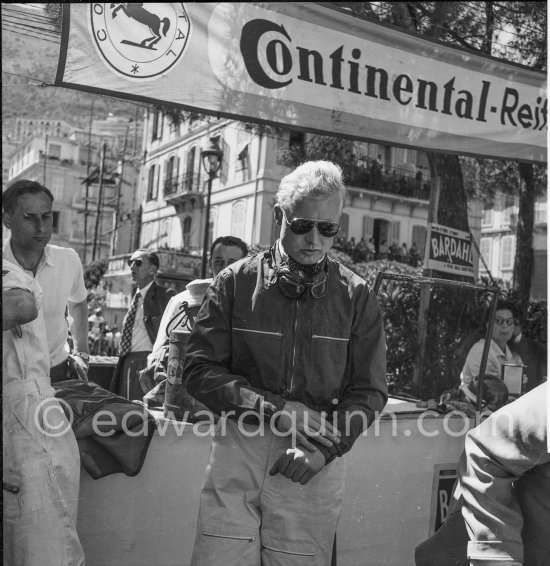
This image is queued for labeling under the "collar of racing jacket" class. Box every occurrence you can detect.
[267,242,328,299]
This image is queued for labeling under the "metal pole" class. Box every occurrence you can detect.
[476,292,499,413]
[251,132,263,246]
[92,143,106,261]
[201,174,213,278]
[42,132,48,184]
[111,128,128,256]
[83,99,94,264]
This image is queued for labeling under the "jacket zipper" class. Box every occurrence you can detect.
[288,300,300,394]
[233,328,283,337]
[203,532,256,542]
[262,544,315,557]
[311,335,348,342]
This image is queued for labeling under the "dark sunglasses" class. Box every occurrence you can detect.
[283,210,340,238]
[494,317,515,327]
[127,258,143,267]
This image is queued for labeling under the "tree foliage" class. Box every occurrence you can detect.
[84,259,109,289]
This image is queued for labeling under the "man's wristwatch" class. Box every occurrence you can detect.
[73,352,90,365]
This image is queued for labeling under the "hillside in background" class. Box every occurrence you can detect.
[2,26,143,129]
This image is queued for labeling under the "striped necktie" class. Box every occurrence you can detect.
[119,290,140,357]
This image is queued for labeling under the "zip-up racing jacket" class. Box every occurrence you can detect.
[183,245,388,464]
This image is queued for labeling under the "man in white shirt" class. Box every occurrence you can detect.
[110,249,175,399]
[2,179,90,381]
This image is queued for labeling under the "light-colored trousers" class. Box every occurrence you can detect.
[191,417,345,566]
[3,377,84,566]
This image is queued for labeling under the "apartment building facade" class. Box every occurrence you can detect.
[3,116,142,262]
[479,192,547,300]
[137,109,438,258]
[102,109,443,325]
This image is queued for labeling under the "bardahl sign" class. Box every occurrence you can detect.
[424,223,475,278]
[55,3,546,162]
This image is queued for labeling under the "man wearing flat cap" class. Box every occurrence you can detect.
[110,249,175,399]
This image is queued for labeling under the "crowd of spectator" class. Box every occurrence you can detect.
[87,308,121,356]
[333,236,422,267]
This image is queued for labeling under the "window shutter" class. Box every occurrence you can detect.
[147,166,155,200]
[154,164,160,199]
[412,225,427,252]
[220,138,230,186]
[479,238,492,271]
[390,221,400,243]
[339,213,350,239]
[501,236,514,270]
[362,215,373,238]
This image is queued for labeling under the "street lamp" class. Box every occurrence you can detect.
[200,136,223,278]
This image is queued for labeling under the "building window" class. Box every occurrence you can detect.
[183,216,192,248]
[390,221,400,244]
[362,215,373,239]
[237,143,250,181]
[164,155,177,194]
[52,211,60,234]
[48,143,61,159]
[186,146,196,190]
[147,165,158,201]
[479,237,492,271]
[412,225,427,252]
[152,109,163,141]
[501,235,514,270]
[502,194,516,226]
[51,175,64,199]
[535,205,547,225]
[288,130,305,152]
[481,208,493,227]
[339,212,350,240]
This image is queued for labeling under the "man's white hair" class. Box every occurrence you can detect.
[276,161,346,213]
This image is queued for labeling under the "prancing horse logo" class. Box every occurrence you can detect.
[90,3,190,80]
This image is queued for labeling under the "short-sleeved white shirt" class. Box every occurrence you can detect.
[3,242,88,367]
[2,260,50,382]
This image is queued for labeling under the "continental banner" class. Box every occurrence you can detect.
[424,223,474,278]
[56,3,547,162]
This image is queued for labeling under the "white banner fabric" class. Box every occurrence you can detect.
[55,3,547,162]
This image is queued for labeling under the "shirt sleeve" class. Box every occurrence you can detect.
[459,382,549,564]
[67,248,88,304]
[2,260,43,309]
[148,294,182,366]
[461,341,485,386]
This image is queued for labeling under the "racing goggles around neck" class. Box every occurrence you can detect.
[283,210,340,238]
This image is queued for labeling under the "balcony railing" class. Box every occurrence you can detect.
[345,163,431,200]
[164,172,202,197]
